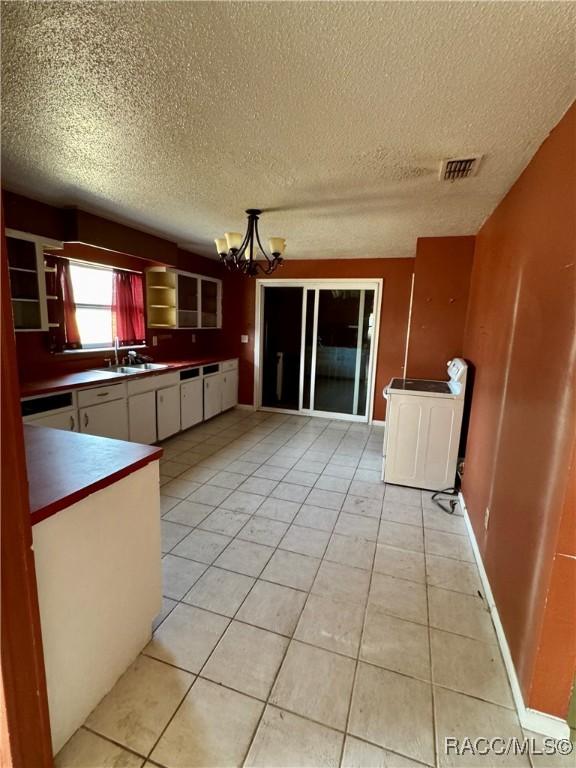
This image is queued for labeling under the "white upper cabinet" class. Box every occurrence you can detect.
[6,229,62,332]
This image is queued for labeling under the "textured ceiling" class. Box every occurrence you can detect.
[1,1,574,259]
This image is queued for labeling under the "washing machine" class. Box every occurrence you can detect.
[382,358,468,491]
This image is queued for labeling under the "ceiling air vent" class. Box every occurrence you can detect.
[439,156,482,181]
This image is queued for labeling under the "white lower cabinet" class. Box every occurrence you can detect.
[79,399,129,441]
[27,410,78,432]
[128,391,157,444]
[181,378,203,430]
[157,384,181,440]
[203,374,223,420]
[23,358,239,445]
[222,368,238,411]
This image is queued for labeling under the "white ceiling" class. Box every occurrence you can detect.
[1,1,574,259]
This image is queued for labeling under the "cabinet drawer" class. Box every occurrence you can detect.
[222,359,238,372]
[77,383,127,408]
[126,371,180,396]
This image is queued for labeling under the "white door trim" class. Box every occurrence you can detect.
[254,278,383,422]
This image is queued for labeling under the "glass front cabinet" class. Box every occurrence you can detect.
[6,229,63,332]
[146,267,222,330]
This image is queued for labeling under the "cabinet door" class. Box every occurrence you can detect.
[181,379,203,430]
[383,396,423,486]
[200,279,221,328]
[177,273,199,328]
[157,384,181,440]
[27,410,78,432]
[203,375,223,421]
[221,369,238,411]
[128,391,157,444]
[80,399,129,441]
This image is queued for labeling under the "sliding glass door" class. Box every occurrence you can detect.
[260,282,378,420]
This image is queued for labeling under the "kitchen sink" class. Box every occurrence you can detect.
[95,365,137,375]
[95,363,169,376]
[125,363,169,370]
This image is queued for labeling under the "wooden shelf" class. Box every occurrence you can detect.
[9,266,36,274]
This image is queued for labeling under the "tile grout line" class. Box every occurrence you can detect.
[337,485,384,768]
[422,494,440,768]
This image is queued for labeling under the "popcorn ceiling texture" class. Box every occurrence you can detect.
[1,1,574,259]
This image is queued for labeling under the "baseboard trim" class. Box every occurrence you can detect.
[457,492,570,740]
[235,403,256,411]
[371,419,386,426]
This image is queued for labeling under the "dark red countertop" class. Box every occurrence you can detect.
[25,425,163,525]
[20,356,231,397]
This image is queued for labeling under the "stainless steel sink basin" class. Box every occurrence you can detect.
[126,363,169,371]
[95,363,169,376]
[97,365,142,376]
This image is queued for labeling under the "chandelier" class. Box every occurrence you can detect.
[214,209,286,276]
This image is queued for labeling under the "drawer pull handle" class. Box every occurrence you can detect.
[84,413,89,427]
[97,392,109,397]
[70,415,75,430]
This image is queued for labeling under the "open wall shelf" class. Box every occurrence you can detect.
[145,266,221,330]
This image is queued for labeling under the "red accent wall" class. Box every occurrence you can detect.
[462,102,576,717]
[407,236,474,379]
[236,258,415,421]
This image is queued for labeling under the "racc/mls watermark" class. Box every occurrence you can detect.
[444,736,574,757]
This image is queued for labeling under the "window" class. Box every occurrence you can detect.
[68,262,145,349]
[69,262,114,348]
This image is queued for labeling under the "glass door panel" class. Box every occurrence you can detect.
[262,286,303,410]
[312,288,375,416]
[177,274,198,328]
[301,289,316,410]
[201,279,218,327]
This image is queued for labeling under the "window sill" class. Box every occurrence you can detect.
[57,344,147,356]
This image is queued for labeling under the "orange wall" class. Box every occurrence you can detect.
[462,102,576,717]
[236,259,415,421]
[407,236,474,379]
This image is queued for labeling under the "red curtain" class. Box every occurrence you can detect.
[47,256,81,351]
[112,270,145,345]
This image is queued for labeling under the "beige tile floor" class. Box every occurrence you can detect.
[55,409,570,768]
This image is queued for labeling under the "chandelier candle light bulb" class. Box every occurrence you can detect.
[268,237,286,256]
[225,231,243,251]
[215,209,286,276]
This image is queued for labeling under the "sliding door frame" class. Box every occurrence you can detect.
[254,278,383,423]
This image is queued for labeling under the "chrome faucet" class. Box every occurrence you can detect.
[113,336,120,366]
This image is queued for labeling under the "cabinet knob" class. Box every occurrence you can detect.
[84,413,89,427]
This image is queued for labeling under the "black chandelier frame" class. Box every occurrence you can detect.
[218,209,284,276]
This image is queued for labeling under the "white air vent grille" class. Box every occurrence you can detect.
[440,156,482,181]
